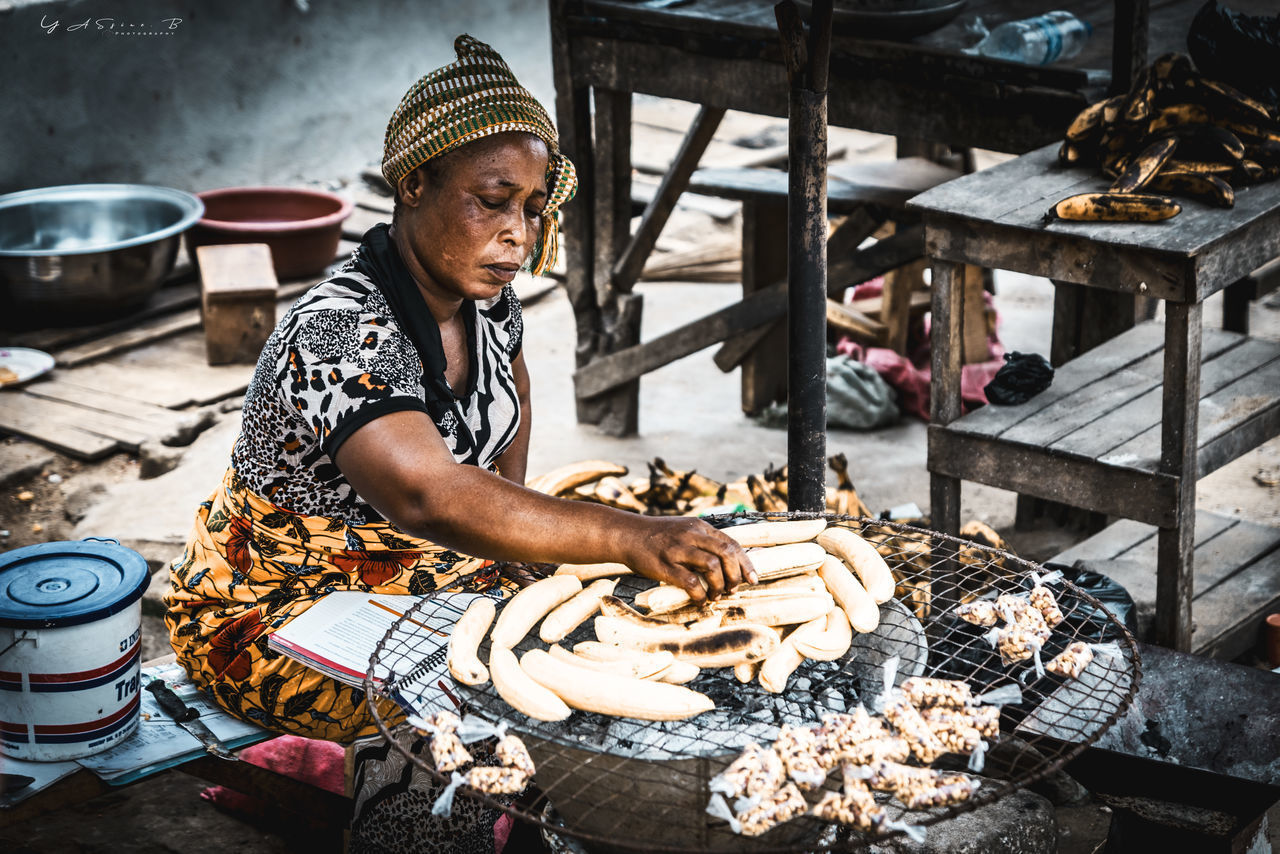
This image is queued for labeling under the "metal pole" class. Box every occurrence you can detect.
[776,0,831,514]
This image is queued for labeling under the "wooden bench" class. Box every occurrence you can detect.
[1051,511,1280,661]
[684,157,963,413]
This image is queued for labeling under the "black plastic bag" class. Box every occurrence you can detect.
[1187,1,1280,107]
[984,352,1054,406]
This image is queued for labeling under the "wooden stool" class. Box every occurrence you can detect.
[198,243,279,366]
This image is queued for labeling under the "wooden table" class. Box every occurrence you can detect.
[550,0,1262,436]
[910,143,1280,652]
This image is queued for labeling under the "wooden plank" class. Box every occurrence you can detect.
[572,35,1083,155]
[1155,301,1202,651]
[53,280,314,369]
[1102,345,1280,475]
[825,299,886,340]
[690,158,956,212]
[1049,517,1154,567]
[1052,334,1276,462]
[714,320,776,373]
[574,283,787,399]
[913,144,1280,265]
[1192,545,1280,660]
[952,321,1169,438]
[53,311,202,368]
[994,329,1242,447]
[928,426,1179,528]
[611,105,725,297]
[1058,512,1280,659]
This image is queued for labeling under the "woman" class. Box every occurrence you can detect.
[165,36,752,748]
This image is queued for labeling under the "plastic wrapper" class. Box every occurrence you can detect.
[709,741,787,802]
[409,710,474,773]
[431,771,467,818]
[883,697,946,764]
[997,594,1051,641]
[465,765,529,795]
[955,599,1000,627]
[901,676,974,709]
[774,724,829,789]
[738,782,808,837]
[818,708,899,764]
[496,734,536,776]
[705,793,742,835]
[862,760,938,793]
[812,778,886,831]
[900,774,981,810]
[1029,585,1065,627]
[919,708,983,755]
[1046,641,1094,679]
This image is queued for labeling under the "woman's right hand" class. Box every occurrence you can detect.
[617,516,757,602]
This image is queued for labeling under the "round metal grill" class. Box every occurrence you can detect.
[366,513,1141,852]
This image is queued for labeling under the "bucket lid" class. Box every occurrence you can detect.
[0,539,150,628]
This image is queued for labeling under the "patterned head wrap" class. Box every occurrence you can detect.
[382,35,577,276]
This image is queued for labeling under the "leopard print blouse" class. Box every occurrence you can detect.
[232,228,523,524]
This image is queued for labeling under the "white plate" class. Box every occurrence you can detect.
[0,347,55,387]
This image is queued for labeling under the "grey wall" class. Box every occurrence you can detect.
[0,0,554,194]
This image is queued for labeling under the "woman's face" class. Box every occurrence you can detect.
[396,132,550,303]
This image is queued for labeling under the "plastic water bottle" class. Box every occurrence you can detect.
[975,11,1093,65]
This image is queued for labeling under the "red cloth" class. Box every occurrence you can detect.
[837,280,1005,422]
[200,734,345,823]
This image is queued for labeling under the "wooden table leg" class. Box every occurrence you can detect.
[929,258,964,535]
[590,87,640,436]
[1155,300,1202,652]
[740,198,788,414]
[550,1,605,426]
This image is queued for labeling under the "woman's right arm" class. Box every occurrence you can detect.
[333,410,755,600]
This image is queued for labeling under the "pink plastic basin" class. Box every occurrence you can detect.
[188,186,354,279]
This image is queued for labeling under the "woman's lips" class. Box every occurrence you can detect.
[484,264,519,283]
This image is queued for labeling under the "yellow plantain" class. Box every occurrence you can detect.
[1110,136,1178,192]
[1065,97,1115,141]
[1161,158,1234,175]
[1185,77,1275,124]
[1146,103,1212,134]
[1146,171,1235,208]
[525,460,628,496]
[1046,193,1181,223]
[1121,67,1156,124]
[1150,52,1194,89]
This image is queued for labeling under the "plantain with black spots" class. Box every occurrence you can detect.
[1147,171,1235,208]
[1110,136,1178,192]
[1046,192,1181,223]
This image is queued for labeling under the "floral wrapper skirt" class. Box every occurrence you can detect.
[165,466,512,743]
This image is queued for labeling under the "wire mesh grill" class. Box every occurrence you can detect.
[366,513,1141,852]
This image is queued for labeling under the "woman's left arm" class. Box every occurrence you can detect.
[495,351,531,485]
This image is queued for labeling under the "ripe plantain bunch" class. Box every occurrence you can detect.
[1050,52,1280,223]
[525,455,870,517]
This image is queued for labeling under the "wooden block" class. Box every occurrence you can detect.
[198,244,279,366]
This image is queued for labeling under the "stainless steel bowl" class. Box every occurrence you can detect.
[0,184,204,327]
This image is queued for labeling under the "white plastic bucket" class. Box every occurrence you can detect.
[0,539,149,761]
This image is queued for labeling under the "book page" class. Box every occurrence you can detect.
[267,592,489,706]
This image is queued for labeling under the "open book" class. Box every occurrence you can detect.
[266,591,489,714]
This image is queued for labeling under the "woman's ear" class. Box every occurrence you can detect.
[397,166,425,210]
